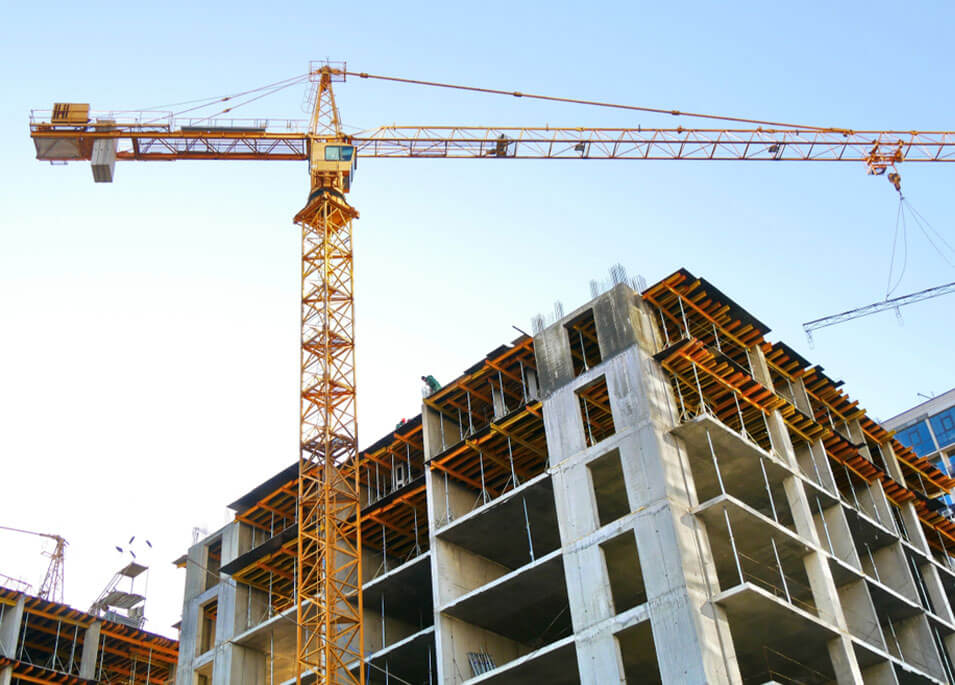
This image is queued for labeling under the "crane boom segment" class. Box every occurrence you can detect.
[30,117,955,164]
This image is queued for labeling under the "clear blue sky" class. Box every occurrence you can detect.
[2,0,954,638]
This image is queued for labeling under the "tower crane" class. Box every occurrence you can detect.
[28,62,955,684]
[0,525,67,603]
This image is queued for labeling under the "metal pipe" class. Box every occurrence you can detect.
[816,496,835,556]
[771,538,791,603]
[678,296,690,339]
[691,362,705,414]
[498,370,508,413]
[52,619,61,670]
[478,450,489,504]
[382,523,388,572]
[673,373,687,419]
[760,457,778,522]
[444,471,451,525]
[705,429,725,495]
[523,497,535,562]
[580,393,595,446]
[466,391,474,435]
[724,507,744,585]
[506,436,519,489]
[413,507,420,555]
[519,360,527,405]
[762,412,777,456]
[733,393,746,438]
[865,543,881,583]
[578,329,589,372]
[67,623,78,675]
[658,307,671,346]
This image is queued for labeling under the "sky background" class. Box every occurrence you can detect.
[2,0,954,640]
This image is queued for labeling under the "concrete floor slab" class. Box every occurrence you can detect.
[673,415,796,524]
[715,582,838,683]
[442,550,570,647]
[844,502,899,552]
[436,473,560,570]
[696,494,815,608]
[827,554,865,590]
[867,578,927,624]
[462,635,578,685]
[348,626,435,685]
[353,552,433,628]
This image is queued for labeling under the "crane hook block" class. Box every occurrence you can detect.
[888,171,902,193]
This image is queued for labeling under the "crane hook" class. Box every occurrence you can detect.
[888,171,902,194]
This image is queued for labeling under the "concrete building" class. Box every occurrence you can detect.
[885,389,955,516]
[175,268,955,685]
[0,584,178,683]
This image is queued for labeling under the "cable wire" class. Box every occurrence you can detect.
[142,73,309,124]
[886,197,909,299]
[186,78,308,124]
[346,70,842,132]
[906,200,955,272]
[904,198,955,261]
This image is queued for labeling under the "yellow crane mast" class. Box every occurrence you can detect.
[27,63,955,684]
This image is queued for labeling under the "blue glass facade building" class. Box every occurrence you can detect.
[888,390,955,513]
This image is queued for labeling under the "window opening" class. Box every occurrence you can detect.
[204,539,221,591]
[588,449,629,526]
[600,532,646,613]
[577,376,615,447]
[565,310,601,377]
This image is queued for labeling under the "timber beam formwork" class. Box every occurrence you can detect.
[424,336,547,505]
[0,586,178,685]
[643,268,955,562]
[225,418,432,613]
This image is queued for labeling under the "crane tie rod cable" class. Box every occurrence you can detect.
[345,70,845,133]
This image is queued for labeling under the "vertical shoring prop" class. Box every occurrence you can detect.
[295,189,363,683]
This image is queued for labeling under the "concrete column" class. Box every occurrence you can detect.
[900,502,930,551]
[870,543,919,604]
[0,665,11,685]
[79,620,102,679]
[895,615,945,681]
[813,501,861,569]
[783,471,865,683]
[576,632,626,684]
[790,377,814,417]
[837,580,884,649]
[921,563,955,622]
[881,441,909,489]
[541,291,741,685]
[0,595,24,658]
[749,346,865,683]
[215,643,266,685]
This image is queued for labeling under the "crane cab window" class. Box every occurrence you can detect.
[324,145,354,162]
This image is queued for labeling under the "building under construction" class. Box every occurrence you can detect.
[0,582,178,684]
[175,268,955,685]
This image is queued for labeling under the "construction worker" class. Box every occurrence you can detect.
[421,375,441,395]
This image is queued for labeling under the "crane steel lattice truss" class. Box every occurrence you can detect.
[803,280,955,342]
[0,525,67,603]
[27,65,955,684]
